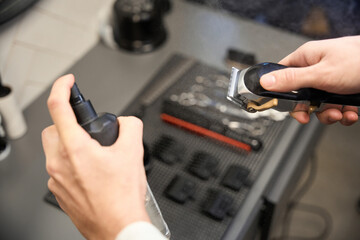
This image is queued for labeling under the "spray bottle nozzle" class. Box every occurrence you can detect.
[70,83,85,105]
[70,83,97,125]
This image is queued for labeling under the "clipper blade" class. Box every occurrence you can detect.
[227,67,248,110]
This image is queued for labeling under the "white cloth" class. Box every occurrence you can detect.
[115,222,167,240]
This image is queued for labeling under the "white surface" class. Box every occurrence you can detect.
[0,91,27,139]
[0,0,115,109]
[15,10,94,57]
[2,44,35,103]
[0,19,20,72]
[115,222,167,240]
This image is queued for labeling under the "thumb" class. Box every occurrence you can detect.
[113,116,144,150]
[260,66,319,92]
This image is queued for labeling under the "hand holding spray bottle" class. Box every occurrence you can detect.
[70,83,170,238]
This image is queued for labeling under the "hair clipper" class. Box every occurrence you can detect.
[227,62,360,113]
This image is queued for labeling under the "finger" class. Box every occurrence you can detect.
[48,177,70,204]
[55,195,68,213]
[117,116,144,145]
[47,178,60,196]
[42,125,62,176]
[340,106,358,126]
[48,178,71,212]
[42,125,59,158]
[113,117,143,158]
[42,126,74,182]
[340,111,358,126]
[260,65,320,92]
[279,41,322,67]
[342,105,358,114]
[47,74,86,147]
[290,111,310,124]
[279,49,309,67]
[316,108,343,124]
[48,174,81,210]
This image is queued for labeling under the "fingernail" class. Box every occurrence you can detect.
[260,75,276,88]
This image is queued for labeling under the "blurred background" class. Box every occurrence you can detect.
[191,0,360,39]
[1,0,360,109]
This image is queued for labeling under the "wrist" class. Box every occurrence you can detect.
[107,206,151,240]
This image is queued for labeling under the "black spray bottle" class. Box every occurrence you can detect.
[70,83,119,146]
[70,83,170,238]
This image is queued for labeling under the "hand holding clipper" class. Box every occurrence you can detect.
[227,62,360,115]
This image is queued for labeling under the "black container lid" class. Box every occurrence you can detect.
[0,74,11,98]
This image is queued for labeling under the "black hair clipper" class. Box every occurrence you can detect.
[227,62,360,113]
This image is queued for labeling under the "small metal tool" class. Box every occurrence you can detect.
[227,62,360,113]
[222,118,266,136]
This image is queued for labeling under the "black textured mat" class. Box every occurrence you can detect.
[120,54,292,240]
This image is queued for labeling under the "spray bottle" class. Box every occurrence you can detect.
[70,83,170,238]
